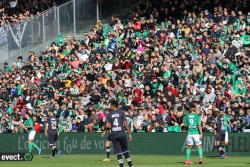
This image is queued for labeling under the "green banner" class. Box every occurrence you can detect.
[0,133,249,155]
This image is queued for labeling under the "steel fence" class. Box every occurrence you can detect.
[0,0,134,64]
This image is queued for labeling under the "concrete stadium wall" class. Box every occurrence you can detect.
[1,133,250,156]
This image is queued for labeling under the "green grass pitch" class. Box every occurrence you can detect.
[1,155,250,167]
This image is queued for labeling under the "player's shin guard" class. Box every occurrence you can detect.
[186,148,191,160]
[218,144,225,156]
[117,154,124,167]
[50,144,58,157]
[198,148,203,159]
[106,146,111,159]
[124,152,133,167]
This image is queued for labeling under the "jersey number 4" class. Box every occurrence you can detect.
[113,118,119,127]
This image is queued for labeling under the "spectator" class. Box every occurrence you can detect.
[0,0,249,134]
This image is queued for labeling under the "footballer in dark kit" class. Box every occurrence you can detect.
[45,110,61,157]
[105,100,133,167]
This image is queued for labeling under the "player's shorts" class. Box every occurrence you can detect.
[216,131,229,143]
[28,130,36,140]
[48,130,58,145]
[186,134,202,146]
[110,132,128,155]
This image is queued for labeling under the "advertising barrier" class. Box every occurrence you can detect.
[0,133,249,155]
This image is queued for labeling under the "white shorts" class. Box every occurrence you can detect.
[28,130,36,140]
[186,134,202,146]
[225,132,229,143]
[225,131,229,143]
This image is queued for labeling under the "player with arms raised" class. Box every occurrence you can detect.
[45,110,61,157]
[105,100,133,167]
[183,104,203,165]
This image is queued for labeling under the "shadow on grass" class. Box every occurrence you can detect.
[40,156,52,158]
[206,155,220,159]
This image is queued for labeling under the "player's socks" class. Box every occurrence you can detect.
[117,154,124,167]
[198,148,203,159]
[28,143,33,153]
[32,142,40,153]
[219,147,225,155]
[186,148,191,160]
[106,146,111,159]
[124,152,133,167]
[50,144,58,157]
[52,148,58,157]
[53,148,58,156]
[52,150,56,157]
[218,145,225,156]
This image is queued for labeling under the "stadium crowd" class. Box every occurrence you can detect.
[0,0,69,27]
[0,0,249,134]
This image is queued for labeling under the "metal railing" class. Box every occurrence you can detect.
[0,0,135,64]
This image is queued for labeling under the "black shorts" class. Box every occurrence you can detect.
[216,132,228,143]
[48,131,58,145]
[110,132,128,155]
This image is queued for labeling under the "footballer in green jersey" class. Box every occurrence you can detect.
[183,107,203,165]
[23,113,41,155]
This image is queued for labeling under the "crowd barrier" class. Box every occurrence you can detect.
[0,133,249,155]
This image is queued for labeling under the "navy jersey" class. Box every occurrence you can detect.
[106,110,126,134]
[215,115,230,133]
[47,116,59,133]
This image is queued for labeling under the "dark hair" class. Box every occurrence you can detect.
[110,99,118,107]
